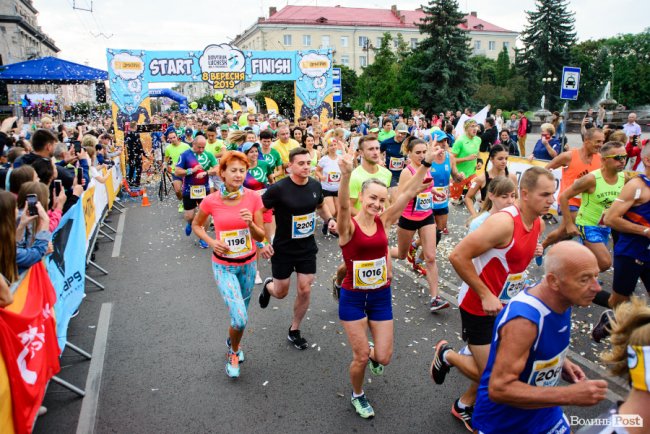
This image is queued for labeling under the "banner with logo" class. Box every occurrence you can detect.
[45,200,87,353]
[0,263,60,434]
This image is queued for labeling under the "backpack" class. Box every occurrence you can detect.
[525,116,532,134]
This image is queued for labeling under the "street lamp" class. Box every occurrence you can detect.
[541,70,558,109]
[609,62,614,100]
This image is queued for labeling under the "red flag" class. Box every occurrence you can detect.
[0,262,60,434]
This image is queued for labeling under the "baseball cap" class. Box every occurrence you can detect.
[240,141,260,153]
[184,128,193,135]
[395,123,409,133]
[219,124,229,131]
[431,129,448,142]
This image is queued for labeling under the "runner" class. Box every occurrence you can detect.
[259,130,282,176]
[450,120,481,205]
[192,151,266,378]
[164,131,190,212]
[467,176,517,233]
[463,144,518,218]
[315,136,343,235]
[431,166,554,432]
[258,147,337,349]
[272,126,300,179]
[336,141,441,418]
[429,130,463,236]
[591,144,650,342]
[379,122,409,201]
[471,241,607,434]
[174,135,219,248]
[332,136,392,299]
[543,128,605,249]
[390,136,449,311]
[559,141,626,272]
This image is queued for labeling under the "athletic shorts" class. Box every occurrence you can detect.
[339,286,393,322]
[577,225,610,244]
[271,254,317,280]
[182,195,203,211]
[389,175,400,188]
[398,214,435,231]
[322,189,339,197]
[172,174,183,182]
[460,308,496,346]
[613,255,650,297]
[433,207,449,216]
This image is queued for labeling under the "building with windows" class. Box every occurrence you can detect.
[232,5,518,74]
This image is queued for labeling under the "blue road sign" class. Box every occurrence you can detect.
[333,67,342,103]
[560,66,581,100]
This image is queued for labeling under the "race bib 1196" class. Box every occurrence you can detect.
[219,229,252,258]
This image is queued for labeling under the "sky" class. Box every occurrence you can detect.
[34,0,650,71]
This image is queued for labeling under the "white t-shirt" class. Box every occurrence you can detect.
[318,155,341,192]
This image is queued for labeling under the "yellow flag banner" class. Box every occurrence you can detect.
[264,97,279,115]
[231,101,242,112]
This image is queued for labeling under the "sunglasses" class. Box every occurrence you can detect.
[604,155,627,162]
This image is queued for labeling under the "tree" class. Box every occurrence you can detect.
[495,46,511,87]
[333,64,358,113]
[256,81,294,117]
[517,0,577,110]
[415,0,475,113]
[469,55,497,85]
[353,32,401,113]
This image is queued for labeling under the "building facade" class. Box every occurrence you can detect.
[232,5,518,75]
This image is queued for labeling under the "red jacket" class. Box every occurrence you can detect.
[517,117,528,137]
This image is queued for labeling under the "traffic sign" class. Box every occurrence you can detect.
[332,67,342,103]
[560,66,581,100]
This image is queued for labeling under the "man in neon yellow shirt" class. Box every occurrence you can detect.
[272,125,300,179]
[164,131,191,212]
[377,117,395,143]
[204,126,224,159]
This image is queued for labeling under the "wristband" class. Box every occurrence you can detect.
[187,168,192,175]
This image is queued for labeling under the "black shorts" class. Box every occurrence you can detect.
[460,308,496,346]
[613,255,650,297]
[432,207,449,216]
[182,195,203,211]
[271,254,317,280]
[398,214,435,231]
[323,190,338,197]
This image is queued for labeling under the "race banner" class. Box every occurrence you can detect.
[45,200,87,353]
[0,263,60,434]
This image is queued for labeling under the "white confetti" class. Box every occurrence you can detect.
[263,381,269,386]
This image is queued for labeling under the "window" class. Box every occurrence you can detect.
[488,41,496,50]
[340,55,350,66]
[321,35,330,48]
[376,37,382,48]
[303,34,311,46]
[340,36,348,47]
[358,36,368,47]
[283,34,292,46]
[359,55,367,67]
[503,41,510,49]
[410,38,418,49]
[393,39,399,48]
[474,40,481,50]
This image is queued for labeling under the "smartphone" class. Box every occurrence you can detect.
[76,167,83,184]
[54,179,62,195]
[26,194,38,216]
[72,141,82,153]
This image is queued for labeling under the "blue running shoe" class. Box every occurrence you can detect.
[185,222,192,236]
[199,239,208,249]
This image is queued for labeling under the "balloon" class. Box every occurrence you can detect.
[189,101,198,110]
[214,92,224,102]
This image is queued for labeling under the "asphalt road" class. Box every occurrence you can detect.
[34,173,641,434]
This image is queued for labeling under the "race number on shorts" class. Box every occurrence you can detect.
[353,257,388,290]
[292,212,316,239]
[219,229,253,258]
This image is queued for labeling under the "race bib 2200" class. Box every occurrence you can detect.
[292,212,316,239]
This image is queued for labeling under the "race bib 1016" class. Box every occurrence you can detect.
[353,257,388,290]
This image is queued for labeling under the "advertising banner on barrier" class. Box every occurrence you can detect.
[0,263,60,434]
[46,200,87,353]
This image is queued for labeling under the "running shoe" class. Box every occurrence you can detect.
[287,328,308,350]
[430,296,450,312]
[332,276,341,301]
[198,239,209,249]
[413,260,427,276]
[442,227,449,235]
[406,242,417,265]
[430,339,452,385]
[351,393,375,419]
[592,309,615,343]
[178,203,184,213]
[368,342,384,376]
[255,271,263,285]
[451,399,474,432]
[225,349,240,378]
[226,337,245,363]
[185,222,192,236]
[259,277,272,309]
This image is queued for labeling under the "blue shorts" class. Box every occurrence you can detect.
[569,205,579,213]
[577,225,610,244]
[172,174,183,182]
[339,286,393,322]
[613,255,650,297]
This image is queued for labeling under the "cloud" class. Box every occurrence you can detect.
[110,53,144,80]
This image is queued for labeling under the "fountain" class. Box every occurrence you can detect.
[534,95,552,123]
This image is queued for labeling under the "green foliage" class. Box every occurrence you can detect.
[335,64,358,109]
[517,0,577,110]
[415,0,475,113]
[256,81,294,117]
[469,56,497,85]
[495,46,511,87]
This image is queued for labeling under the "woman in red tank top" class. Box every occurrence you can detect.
[336,139,442,418]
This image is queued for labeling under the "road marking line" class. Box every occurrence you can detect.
[76,302,113,434]
[392,261,627,403]
[111,210,126,258]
